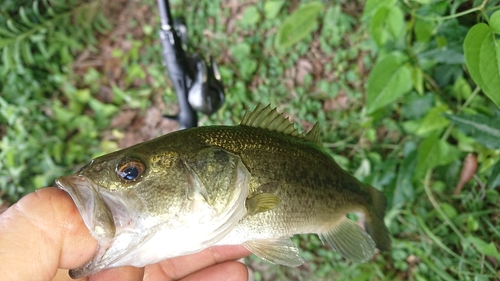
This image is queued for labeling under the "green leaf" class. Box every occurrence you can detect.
[439,203,457,219]
[366,53,412,114]
[369,7,388,46]
[490,161,500,189]
[393,148,417,207]
[415,105,450,135]
[0,26,16,37]
[415,135,460,177]
[35,40,49,59]
[467,215,479,231]
[386,6,404,39]
[89,99,118,119]
[463,23,500,109]
[13,41,23,71]
[369,6,404,46]
[467,236,500,259]
[6,19,21,33]
[264,0,285,19]
[362,0,397,19]
[20,39,35,65]
[443,113,500,149]
[415,18,434,43]
[240,59,258,80]
[52,101,76,124]
[413,0,432,4]
[489,10,500,34]
[452,76,471,99]
[401,92,434,119]
[240,5,260,27]
[229,42,251,62]
[275,2,323,50]
[410,66,424,95]
[19,7,35,28]
[1,45,13,73]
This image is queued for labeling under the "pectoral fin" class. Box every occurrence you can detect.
[243,237,304,267]
[246,193,280,215]
[319,216,376,262]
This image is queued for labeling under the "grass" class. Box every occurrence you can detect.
[1,0,499,280]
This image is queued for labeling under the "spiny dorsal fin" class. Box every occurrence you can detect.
[305,123,322,145]
[241,104,322,145]
[240,103,301,137]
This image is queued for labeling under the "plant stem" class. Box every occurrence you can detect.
[323,135,356,148]
[461,86,481,111]
[439,0,490,20]
[423,169,467,242]
[419,80,487,267]
[439,8,481,21]
[441,124,454,141]
[413,0,497,21]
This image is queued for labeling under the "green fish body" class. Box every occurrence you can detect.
[57,104,391,278]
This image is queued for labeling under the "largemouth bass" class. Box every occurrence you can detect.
[56,104,391,278]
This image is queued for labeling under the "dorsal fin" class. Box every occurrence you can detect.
[305,123,322,145]
[241,103,301,137]
[241,103,322,145]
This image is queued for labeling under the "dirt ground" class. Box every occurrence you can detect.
[73,0,366,150]
[73,0,180,149]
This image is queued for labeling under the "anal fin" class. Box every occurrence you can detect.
[319,217,376,262]
[243,237,304,267]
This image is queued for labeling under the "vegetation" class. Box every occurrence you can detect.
[1,0,499,280]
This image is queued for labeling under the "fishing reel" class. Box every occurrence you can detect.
[158,0,224,129]
[185,51,224,115]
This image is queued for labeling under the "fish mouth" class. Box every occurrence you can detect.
[57,175,139,278]
[56,175,116,239]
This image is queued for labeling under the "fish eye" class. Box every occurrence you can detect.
[116,160,145,182]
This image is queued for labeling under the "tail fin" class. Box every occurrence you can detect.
[363,185,391,251]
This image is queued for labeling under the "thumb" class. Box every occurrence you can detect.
[0,188,97,281]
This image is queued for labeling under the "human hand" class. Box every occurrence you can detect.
[0,188,251,281]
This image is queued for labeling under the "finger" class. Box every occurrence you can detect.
[89,266,144,281]
[52,265,144,281]
[0,188,97,281]
[52,269,87,281]
[181,261,248,281]
[144,245,251,281]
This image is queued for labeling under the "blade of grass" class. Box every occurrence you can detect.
[405,243,457,281]
[416,216,464,261]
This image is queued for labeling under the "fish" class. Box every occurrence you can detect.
[56,103,391,278]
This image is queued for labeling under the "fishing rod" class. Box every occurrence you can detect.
[157,0,225,129]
